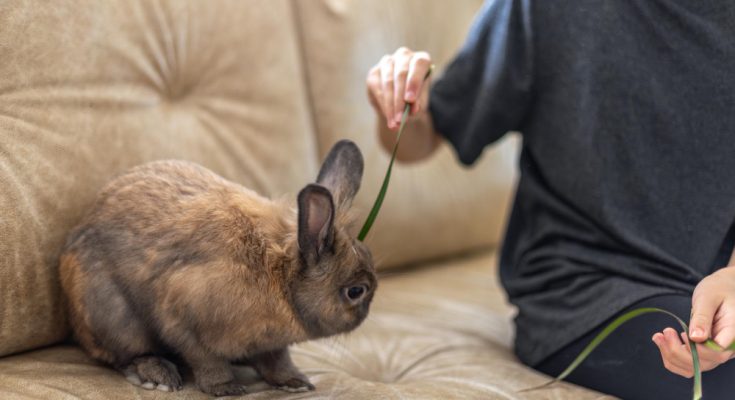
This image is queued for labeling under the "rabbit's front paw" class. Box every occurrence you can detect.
[277,377,315,393]
[203,382,249,396]
[122,356,183,392]
[250,348,315,392]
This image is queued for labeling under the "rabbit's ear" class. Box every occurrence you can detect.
[316,140,364,208]
[297,184,335,266]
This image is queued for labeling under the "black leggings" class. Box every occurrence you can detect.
[535,295,735,400]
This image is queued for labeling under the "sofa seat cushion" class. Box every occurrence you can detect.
[0,251,611,399]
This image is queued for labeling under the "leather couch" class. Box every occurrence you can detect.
[0,1,611,398]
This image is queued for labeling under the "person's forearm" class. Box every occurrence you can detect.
[377,110,441,163]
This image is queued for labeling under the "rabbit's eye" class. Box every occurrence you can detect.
[344,285,368,303]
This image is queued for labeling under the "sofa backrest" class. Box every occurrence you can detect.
[0,0,517,357]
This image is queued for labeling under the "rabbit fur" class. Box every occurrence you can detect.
[59,140,377,396]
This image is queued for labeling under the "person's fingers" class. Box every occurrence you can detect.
[712,300,735,349]
[653,332,693,377]
[714,327,735,350]
[393,48,412,126]
[405,51,432,114]
[413,74,431,116]
[690,289,723,342]
[652,332,667,356]
[698,347,731,370]
[664,328,695,376]
[680,331,729,371]
[679,331,717,369]
[379,55,396,130]
[680,332,690,349]
[653,332,678,370]
[366,65,383,113]
[367,47,434,130]
[709,306,735,366]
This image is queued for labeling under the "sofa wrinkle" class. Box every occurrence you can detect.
[193,107,270,194]
[117,1,211,103]
[131,0,180,100]
[0,84,160,109]
[391,344,462,383]
[433,377,517,400]
[287,0,323,164]
[104,32,168,98]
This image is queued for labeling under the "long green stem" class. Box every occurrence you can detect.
[357,105,409,241]
[704,338,735,352]
[521,307,702,400]
[358,65,434,242]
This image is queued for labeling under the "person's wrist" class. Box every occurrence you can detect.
[406,107,428,124]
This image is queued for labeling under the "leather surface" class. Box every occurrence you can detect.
[294,0,520,268]
[0,251,611,399]
[0,0,318,357]
[0,1,606,398]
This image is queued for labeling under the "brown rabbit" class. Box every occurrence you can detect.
[59,140,376,396]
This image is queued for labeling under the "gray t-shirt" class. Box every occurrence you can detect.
[430,0,735,365]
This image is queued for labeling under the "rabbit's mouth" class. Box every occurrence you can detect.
[341,288,375,333]
[297,296,374,339]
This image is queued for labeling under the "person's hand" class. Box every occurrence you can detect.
[366,47,432,131]
[652,267,735,377]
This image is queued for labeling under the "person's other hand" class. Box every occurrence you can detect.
[366,47,432,131]
[652,267,735,377]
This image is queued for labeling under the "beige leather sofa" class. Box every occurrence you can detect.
[0,1,612,399]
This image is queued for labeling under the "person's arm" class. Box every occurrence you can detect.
[366,47,441,163]
[652,251,735,377]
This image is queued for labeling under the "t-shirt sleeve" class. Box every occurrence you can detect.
[429,0,533,165]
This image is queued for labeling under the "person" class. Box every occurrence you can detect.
[365,1,735,399]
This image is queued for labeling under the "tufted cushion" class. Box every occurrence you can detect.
[0,2,601,399]
[0,0,318,357]
[293,0,520,268]
[0,251,611,399]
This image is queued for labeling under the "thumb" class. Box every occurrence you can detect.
[689,293,721,342]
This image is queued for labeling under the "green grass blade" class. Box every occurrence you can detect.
[691,340,702,400]
[704,338,735,352]
[555,308,674,381]
[357,65,433,242]
[521,307,702,400]
[357,105,410,242]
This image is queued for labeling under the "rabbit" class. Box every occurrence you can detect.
[58,140,377,396]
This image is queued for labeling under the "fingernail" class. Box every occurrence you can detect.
[691,328,704,338]
[395,112,402,122]
[405,90,416,101]
[652,335,660,344]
